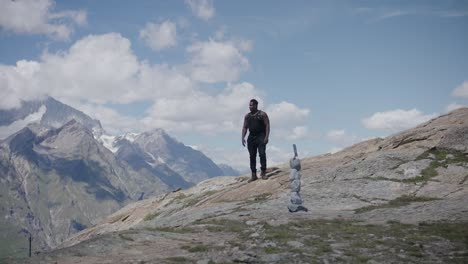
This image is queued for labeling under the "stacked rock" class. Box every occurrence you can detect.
[288,144,308,213]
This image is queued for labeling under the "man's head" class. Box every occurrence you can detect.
[249,99,258,113]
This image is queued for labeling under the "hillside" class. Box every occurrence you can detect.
[13,108,468,263]
[0,98,237,259]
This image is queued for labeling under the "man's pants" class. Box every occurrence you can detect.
[247,135,266,173]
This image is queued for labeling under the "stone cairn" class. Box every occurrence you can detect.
[288,144,308,213]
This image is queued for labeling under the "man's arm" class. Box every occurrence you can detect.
[242,114,248,147]
[263,112,270,144]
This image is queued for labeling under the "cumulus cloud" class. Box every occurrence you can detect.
[288,126,308,140]
[0,33,193,110]
[266,101,310,141]
[452,81,468,98]
[185,0,215,20]
[326,129,361,147]
[362,109,437,131]
[187,39,250,83]
[328,147,343,154]
[140,20,177,51]
[0,33,308,137]
[0,0,86,40]
[71,103,143,135]
[267,101,309,127]
[446,102,466,113]
[142,82,262,134]
[142,82,310,138]
[0,60,46,109]
[196,145,250,172]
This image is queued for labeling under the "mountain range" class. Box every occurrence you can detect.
[11,107,468,263]
[0,97,239,258]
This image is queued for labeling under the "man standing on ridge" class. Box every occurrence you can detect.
[242,99,270,182]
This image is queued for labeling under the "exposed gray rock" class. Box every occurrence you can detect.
[11,108,468,263]
[287,241,304,248]
[134,129,225,184]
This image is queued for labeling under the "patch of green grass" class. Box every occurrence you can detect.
[364,148,468,184]
[264,224,298,242]
[354,195,441,214]
[417,222,468,245]
[165,256,190,263]
[304,239,332,254]
[417,148,468,165]
[344,250,372,263]
[183,190,218,207]
[194,219,246,234]
[264,246,282,254]
[210,218,468,263]
[401,161,440,183]
[181,244,209,252]
[143,211,161,221]
[145,226,196,234]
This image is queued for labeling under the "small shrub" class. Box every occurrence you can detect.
[355,195,441,214]
[181,244,209,252]
[143,211,161,221]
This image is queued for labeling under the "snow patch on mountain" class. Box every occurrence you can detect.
[0,105,46,139]
[124,132,139,142]
[99,134,118,153]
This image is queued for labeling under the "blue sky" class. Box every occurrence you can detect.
[1,0,467,171]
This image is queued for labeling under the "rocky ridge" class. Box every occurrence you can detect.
[0,98,239,260]
[18,108,468,263]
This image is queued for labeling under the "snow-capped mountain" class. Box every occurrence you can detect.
[0,97,104,140]
[0,97,236,257]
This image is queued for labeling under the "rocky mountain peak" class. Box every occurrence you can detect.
[136,128,174,146]
[0,96,104,140]
[30,108,467,264]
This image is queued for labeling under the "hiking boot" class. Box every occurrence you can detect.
[260,170,268,179]
[248,172,258,183]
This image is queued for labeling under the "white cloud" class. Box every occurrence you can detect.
[362,109,437,131]
[267,145,295,166]
[142,82,311,137]
[0,33,193,110]
[0,33,308,137]
[326,129,361,148]
[446,102,466,113]
[185,0,215,20]
[197,145,250,172]
[328,147,343,154]
[49,10,87,26]
[140,20,177,51]
[187,39,250,83]
[266,101,310,141]
[0,60,46,109]
[71,103,142,135]
[0,0,86,40]
[142,82,261,134]
[377,10,409,20]
[41,33,141,104]
[267,101,309,127]
[452,81,468,98]
[288,126,308,140]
